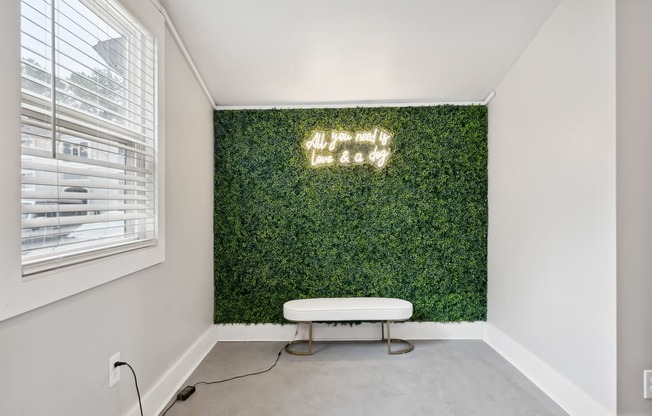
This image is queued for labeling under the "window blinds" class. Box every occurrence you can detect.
[20,0,157,275]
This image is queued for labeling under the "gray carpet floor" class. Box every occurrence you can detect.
[161,340,569,416]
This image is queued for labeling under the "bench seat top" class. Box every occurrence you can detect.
[283,297,413,322]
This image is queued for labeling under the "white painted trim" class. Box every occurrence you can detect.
[215,321,485,342]
[127,322,616,416]
[213,96,493,111]
[160,7,215,108]
[127,326,219,416]
[484,323,614,416]
[481,90,496,105]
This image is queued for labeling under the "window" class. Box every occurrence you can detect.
[20,0,157,276]
[62,142,88,157]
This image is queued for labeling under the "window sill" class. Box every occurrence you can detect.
[0,239,164,322]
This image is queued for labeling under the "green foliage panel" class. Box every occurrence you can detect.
[214,106,487,324]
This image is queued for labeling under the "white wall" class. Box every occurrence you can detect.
[617,1,652,415]
[486,0,616,415]
[0,1,215,415]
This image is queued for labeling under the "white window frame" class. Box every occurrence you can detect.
[0,0,165,321]
[21,0,158,275]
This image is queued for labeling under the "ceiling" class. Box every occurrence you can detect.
[159,0,561,107]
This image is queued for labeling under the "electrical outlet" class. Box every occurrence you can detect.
[109,353,121,388]
[644,370,652,399]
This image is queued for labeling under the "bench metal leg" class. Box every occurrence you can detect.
[285,321,313,356]
[285,321,414,356]
[382,321,414,355]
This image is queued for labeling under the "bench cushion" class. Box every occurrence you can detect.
[283,297,413,322]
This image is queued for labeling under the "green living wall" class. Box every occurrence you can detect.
[214,105,487,324]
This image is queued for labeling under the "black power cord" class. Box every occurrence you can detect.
[160,328,298,416]
[114,361,144,416]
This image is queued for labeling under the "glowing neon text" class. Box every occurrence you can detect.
[305,128,393,169]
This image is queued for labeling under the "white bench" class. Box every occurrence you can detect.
[283,297,414,355]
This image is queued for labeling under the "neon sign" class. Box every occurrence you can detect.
[304,128,393,169]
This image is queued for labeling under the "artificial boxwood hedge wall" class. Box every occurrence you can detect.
[214,105,487,324]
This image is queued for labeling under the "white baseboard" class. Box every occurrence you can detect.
[484,323,614,416]
[130,322,613,416]
[215,321,485,341]
[127,322,481,415]
[129,325,219,416]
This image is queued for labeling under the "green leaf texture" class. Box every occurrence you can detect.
[214,106,488,324]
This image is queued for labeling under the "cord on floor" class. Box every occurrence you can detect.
[159,324,299,416]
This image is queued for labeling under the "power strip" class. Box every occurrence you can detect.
[177,386,196,401]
